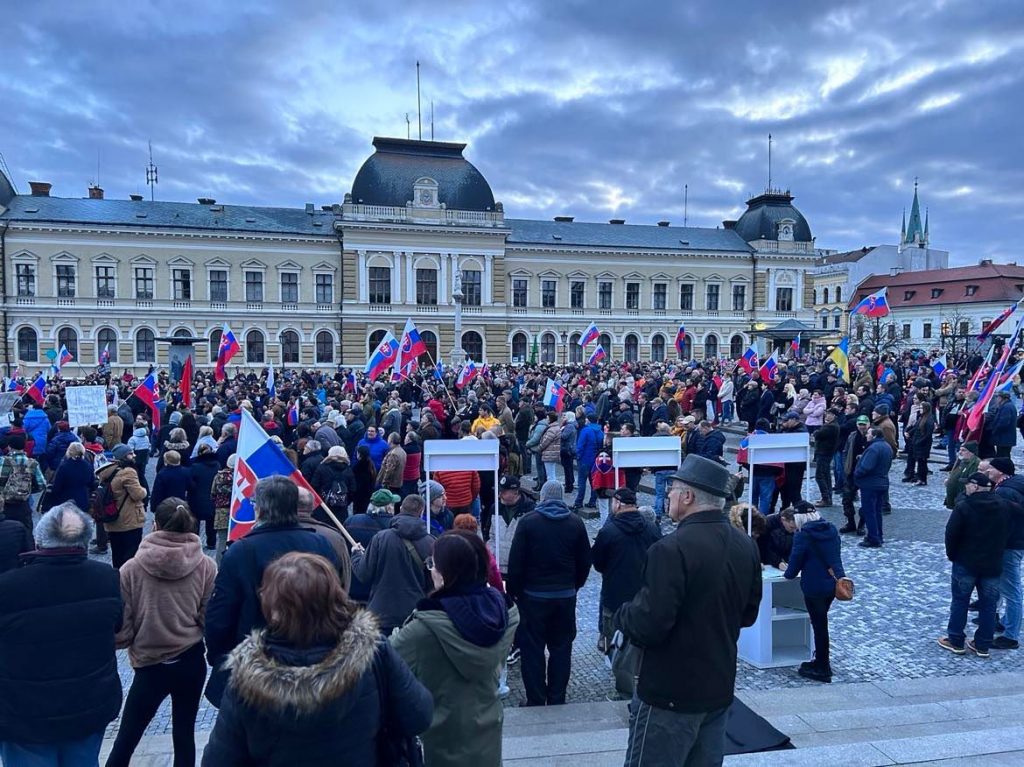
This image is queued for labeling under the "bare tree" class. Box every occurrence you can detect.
[939,307,977,359]
[852,315,906,358]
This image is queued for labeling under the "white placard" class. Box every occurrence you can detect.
[423,439,499,471]
[746,431,810,464]
[611,436,681,470]
[0,392,22,420]
[65,386,108,428]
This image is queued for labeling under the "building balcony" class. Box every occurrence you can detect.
[16,297,34,306]
[341,202,505,228]
[417,305,439,313]
[462,306,482,314]
[246,302,263,311]
[98,299,115,308]
[368,304,392,312]
[282,302,298,312]
[173,300,191,310]
[57,297,75,307]
[315,303,334,312]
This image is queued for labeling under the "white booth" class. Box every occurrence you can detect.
[423,438,501,556]
[610,436,682,521]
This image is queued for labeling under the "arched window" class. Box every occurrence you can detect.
[209,328,222,362]
[57,327,78,361]
[462,331,483,361]
[368,330,386,358]
[624,334,639,362]
[677,334,691,361]
[651,334,665,361]
[315,331,334,364]
[598,333,612,352]
[704,335,718,359]
[420,331,437,365]
[173,328,191,339]
[730,334,744,358]
[17,327,37,362]
[280,330,299,364]
[835,286,842,302]
[540,332,556,363]
[823,287,830,304]
[97,328,118,363]
[245,330,265,364]
[511,332,528,362]
[136,329,155,363]
[569,333,582,363]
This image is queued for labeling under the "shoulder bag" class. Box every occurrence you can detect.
[807,534,855,601]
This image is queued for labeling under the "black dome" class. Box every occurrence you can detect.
[733,191,812,243]
[350,137,495,211]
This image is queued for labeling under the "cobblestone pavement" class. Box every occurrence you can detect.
[95,440,1024,735]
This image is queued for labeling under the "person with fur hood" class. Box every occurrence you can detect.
[201,552,432,766]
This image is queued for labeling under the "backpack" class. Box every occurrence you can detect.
[90,469,126,524]
[1,457,35,503]
[324,479,349,511]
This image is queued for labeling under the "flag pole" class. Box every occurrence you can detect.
[422,346,460,412]
[317,501,358,547]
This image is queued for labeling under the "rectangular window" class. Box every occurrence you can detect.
[245,271,264,303]
[776,287,793,312]
[512,278,527,308]
[16,264,35,297]
[887,324,896,340]
[462,271,481,306]
[902,323,911,339]
[570,280,585,309]
[732,284,746,311]
[821,315,828,330]
[172,268,191,301]
[315,273,333,304]
[209,270,227,302]
[542,279,557,308]
[369,267,391,304]
[416,268,437,305]
[56,265,76,298]
[833,313,841,330]
[706,284,720,311]
[942,322,952,337]
[599,281,613,310]
[923,323,932,339]
[280,272,298,303]
[653,283,666,311]
[679,283,694,311]
[135,267,154,300]
[95,266,116,298]
[959,321,969,336]
[625,282,640,310]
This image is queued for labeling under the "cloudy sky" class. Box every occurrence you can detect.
[3,1,1023,262]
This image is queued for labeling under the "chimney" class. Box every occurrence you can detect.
[657,220,670,227]
[88,185,104,200]
[304,203,314,213]
[28,182,51,197]
[722,220,737,230]
[553,215,574,223]
[980,258,993,266]
[197,197,216,205]
[609,218,625,225]
[129,194,143,202]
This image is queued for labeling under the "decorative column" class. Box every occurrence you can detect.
[357,251,367,303]
[439,252,449,305]
[405,251,415,304]
[451,270,465,368]
[483,254,493,304]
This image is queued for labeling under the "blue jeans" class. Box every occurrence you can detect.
[1000,549,1024,641]
[721,401,734,422]
[948,562,1000,650]
[860,486,885,545]
[470,496,481,521]
[947,438,960,469]
[832,451,846,494]
[1,731,103,767]
[752,475,775,516]
[654,469,674,519]
[574,463,595,507]
[625,696,728,767]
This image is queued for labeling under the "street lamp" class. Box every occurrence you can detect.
[451,270,465,368]
[561,331,568,365]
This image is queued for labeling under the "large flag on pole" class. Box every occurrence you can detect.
[215,324,240,383]
[25,375,46,405]
[967,345,1013,432]
[977,303,1019,342]
[133,370,162,431]
[455,360,477,390]
[229,409,322,542]
[181,356,193,410]
[997,359,1024,392]
[851,287,890,318]
[578,323,600,347]
[737,342,759,374]
[758,350,779,384]
[364,331,399,380]
[588,345,606,365]
[543,378,566,412]
[675,324,687,358]
[827,337,851,383]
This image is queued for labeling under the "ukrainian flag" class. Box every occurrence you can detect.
[828,337,850,383]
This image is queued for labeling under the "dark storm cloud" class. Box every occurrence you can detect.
[3,0,1024,263]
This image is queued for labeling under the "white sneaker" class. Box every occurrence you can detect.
[498,684,510,698]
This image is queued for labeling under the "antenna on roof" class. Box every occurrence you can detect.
[431,100,435,141]
[145,141,158,202]
[684,183,688,227]
[405,113,411,140]
[767,133,772,191]
[416,61,422,141]
[96,148,100,187]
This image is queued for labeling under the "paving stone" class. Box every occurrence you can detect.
[796,701,964,732]
[723,742,894,766]
[872,725,1024,763]
[502,728,630,760]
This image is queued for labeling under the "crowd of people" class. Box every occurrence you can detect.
[0,340,1021,766]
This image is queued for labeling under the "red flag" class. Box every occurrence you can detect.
[181,356,193,410]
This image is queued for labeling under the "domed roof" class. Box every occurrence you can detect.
[733,190,812,243]
[350,137,495,211]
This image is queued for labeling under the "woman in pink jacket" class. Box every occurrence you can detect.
[803,391,827,434]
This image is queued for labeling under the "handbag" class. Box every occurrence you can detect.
[371,643,425,767]
[610,629,643,697]
[808,534,855,601]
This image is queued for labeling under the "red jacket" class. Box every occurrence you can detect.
[436,469,480,508]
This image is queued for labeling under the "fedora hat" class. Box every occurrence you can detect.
[671,454,732,498]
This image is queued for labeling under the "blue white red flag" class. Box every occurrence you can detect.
[365,331,399,380]
[737,342,759,374]
[543,377,566,412]
[434,361,445,380]
[578,323,600,347]
[265,363,276,400]
[968,345,1013,432]
[7,367,20,392]
[480,363,491,381]
[215,325,240,383]
[343,371,357,393]
[977,303,1019,342]
[455,360,477,390]
[396,319,427,366]
[25,375,45,405]
[58,344,74,368]
[99,344,111,368]
[758,350,779,384]
[133,371,162,431]
[790,334,801,354]
[931,354,947,377]
[851,287,890,318]
[997,359,1024,393]
[287,400,300,426]
[229,409,322,542]
[675,325,687,358]
[588,345,606,365]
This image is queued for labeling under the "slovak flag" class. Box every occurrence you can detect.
[397,319,428,365]
[968,345,1013,432]
[977,303,1019,342]
[343,371,357,393]
[588,345,606,365]
[738,342,759,374]
[58,344,74,368]
[997,359,1024,393]
[675,324,687,358]
[578,323,600,347]
[133,371,162,431]
[455,360,477,390]
[229,409,323,541]
[287,399,300,427]
[543,377,566,412]
[851,287,890,318]
[790,334,801,355]
[759,350,779,384]
[266,363,276,399]
[434,361,445,381]
[365,331,400,380]
[215,324,241,383]
[7,367,20,392]
[99,344,111,368]
[932,354,948,377]
[25,375,46,405]
[480,363,491,381]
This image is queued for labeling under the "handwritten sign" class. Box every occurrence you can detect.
[65,386,108,428]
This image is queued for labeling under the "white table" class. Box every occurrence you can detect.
[737,569,812,669]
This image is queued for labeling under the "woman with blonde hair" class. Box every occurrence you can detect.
[46,441,97,515]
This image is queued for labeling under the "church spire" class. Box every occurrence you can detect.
[904,179,925,246]
[924,208,929,245]
[901,208,907,242]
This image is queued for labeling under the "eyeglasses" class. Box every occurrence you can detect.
[424,556,435,571]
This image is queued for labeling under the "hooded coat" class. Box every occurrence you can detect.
[189,451,220,522]
[201,611,433,767]
[116,530,217,667]
[592,510,662,612]
[46,453,97,514]
[784,519,846,597]
[506,499,592,600]
[150,464,194,516]
[392,588,520,767]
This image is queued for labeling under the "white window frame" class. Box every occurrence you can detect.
[279,270,300,304]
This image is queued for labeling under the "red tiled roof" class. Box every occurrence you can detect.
[849,262,1024,310]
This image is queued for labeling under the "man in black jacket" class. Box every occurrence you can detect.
[985,457,1024,650]
[813,409,841,507]
[507,480,592,706]
[616,455,761,766]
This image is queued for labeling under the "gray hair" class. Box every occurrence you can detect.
[296,487,314,515]
[35,503,94,550]
[678,482,726,511]
[221,423,236,438]
[252,475,299,526]
[793,509,821,530]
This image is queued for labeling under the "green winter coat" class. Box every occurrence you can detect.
[391,603,519,767]
[945,455,980,510]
